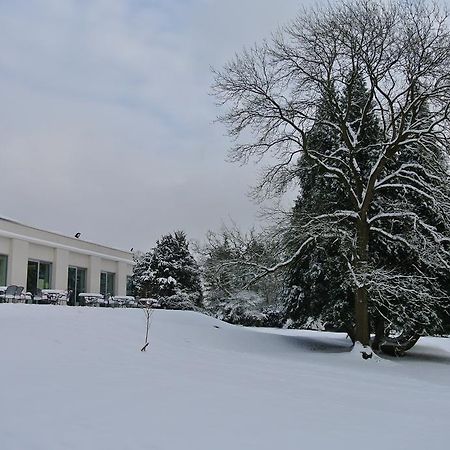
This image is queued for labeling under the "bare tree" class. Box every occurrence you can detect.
[141,303,153,352]
[197,223,283,304]
[212,0,450,351]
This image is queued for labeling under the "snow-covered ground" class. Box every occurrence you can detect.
[1,305,449,450]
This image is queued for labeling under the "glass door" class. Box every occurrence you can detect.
[27,261,38,295]
[27,260,52,295]
[0,255,7,286]
[68,266,87,306]
[100,272,115,297]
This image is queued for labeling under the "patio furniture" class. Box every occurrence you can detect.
[126,296,138,307]
[42,290,68,305]
[14,286,24,303]
[1,285,18,303]
[106,295,119,307]
[111,296,137,308]
[33,288,44,304]
[78,293,104,307]
[0,286,7,303]
[137,298,161,309]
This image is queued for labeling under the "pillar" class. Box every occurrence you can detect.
[53,248,69,290]
[9,239,29,287]
[88,255,101,293]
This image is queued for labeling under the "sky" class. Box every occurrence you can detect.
[0,0,306,251]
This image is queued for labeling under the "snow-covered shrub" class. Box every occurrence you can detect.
[260,304,285,328]
[211,291,284,327]
[159,292,201,311]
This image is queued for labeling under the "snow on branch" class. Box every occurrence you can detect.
[243,236,315,288]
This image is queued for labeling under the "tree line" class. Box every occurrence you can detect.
[133,0,450,357]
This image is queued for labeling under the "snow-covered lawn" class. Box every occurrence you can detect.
[1,305,449,450]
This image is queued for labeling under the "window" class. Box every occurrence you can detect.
[100,272,115,297]
[0,255,7,286]
[27,260,52,294]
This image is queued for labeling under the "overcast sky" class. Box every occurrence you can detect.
[0,0,307,251]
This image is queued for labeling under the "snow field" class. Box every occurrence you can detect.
[0,304,449,450]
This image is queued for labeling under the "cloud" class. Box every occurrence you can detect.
[0,0,304,250]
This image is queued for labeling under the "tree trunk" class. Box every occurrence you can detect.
[354,218,370,346]
[354,286,370,346]
[372,316,385,350]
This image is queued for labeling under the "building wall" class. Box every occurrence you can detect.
[0,218,134,296]
[9,239,29,287]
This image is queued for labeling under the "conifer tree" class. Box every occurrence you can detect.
[284,74,377,337]
[131,251,153,298]
[131,231,203,309]
[283,74,450,350]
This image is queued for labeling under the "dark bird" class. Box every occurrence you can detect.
[130,247,134,252]
[75,232,81,239]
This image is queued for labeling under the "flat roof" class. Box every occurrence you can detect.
[0,216,133,262]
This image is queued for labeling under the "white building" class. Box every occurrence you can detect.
[0,217,134,302]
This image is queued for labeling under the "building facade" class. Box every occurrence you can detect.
[0,217,134,301]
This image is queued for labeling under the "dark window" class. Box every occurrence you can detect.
[0,255,7,286]
[100,272,115,297]
[27,260,52,295]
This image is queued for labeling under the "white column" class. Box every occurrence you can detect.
[9,239,29,287]
[54,248,69,290]
[116,261,128,296]
[88,255,101,293]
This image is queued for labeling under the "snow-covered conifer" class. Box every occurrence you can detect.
[131,231,203,309]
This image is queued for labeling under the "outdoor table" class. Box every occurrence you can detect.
[78,293,105,307]
[42,289,68,305]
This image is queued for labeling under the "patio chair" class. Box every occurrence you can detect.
[2,285,18,303]
[79,293,104,307]
[33,288,43,304]
[104,294,114,307]
[14,286,24,303]
[46,291,59,305]
[0,286,6,303]
[57,291,69,305]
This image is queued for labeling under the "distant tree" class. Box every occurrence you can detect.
[198,224,284,326]
[131,231,203,310]
[131,251,153,297]
[199,225,280,302]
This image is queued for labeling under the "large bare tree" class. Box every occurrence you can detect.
[212,0,450,351]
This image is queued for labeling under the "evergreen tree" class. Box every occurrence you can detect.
[284,74,450,350]
[131,251,153,297]
[284,73,380,336]
[131,231,203,310]
[369,93,450,347]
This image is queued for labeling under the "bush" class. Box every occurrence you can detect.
[158,292,202,311]
[210,291,284,328]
